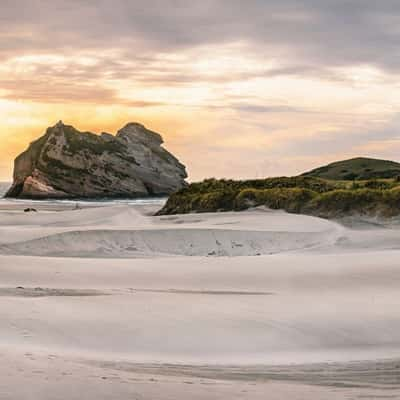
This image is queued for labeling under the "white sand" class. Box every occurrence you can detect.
[1,203,400,399]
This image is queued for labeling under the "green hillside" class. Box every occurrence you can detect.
[158,157,400,218]
[157,176,400,218]
[301,157,400,180]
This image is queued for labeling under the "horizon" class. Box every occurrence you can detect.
[2,1,400,181]
[1,138,400,185]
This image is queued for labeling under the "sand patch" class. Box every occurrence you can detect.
[0,228,337,258]
[85,358,400,390]
[128,288,275,296]
[0,287,107,297]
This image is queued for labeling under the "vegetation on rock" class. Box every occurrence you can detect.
[62,125,125,156]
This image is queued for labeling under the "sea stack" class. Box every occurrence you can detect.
[5,121,187,199]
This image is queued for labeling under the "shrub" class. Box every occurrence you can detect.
[382,187,400,214]
[308,189,382,216]
[176,176,339,196]
[343,172,358,180]
[234,188,317,213]
[197,190,236,212]
[363,179,394,190]
[157,177,400,218]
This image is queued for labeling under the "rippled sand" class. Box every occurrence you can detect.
[1,202,400,399]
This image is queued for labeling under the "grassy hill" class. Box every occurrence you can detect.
[301,157,400,180]
[157,175,400,218]
[158,157,400,218]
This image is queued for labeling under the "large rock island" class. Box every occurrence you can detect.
[5,121,187,199]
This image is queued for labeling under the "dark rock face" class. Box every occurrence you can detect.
[6,121,187,199]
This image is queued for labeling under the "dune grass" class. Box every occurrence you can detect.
[157,177,400,218]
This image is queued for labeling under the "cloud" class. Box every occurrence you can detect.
[1,1,400,181]
[2,0,400,73]
[2,1,400,107]
[278,114,400,164]
[1,78,166,107]
[230,103,308,114]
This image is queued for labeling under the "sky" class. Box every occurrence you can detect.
[1,0,400,181]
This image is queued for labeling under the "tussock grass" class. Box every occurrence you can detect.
[158,177,400,218]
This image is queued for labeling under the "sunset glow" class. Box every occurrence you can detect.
[2,1,400,181]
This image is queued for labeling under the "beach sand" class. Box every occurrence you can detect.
[1,201,400,399]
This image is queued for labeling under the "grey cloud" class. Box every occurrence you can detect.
[1,0,400,74]
[0,71,166,106]
[1,81,116,103]
[230,103,307,114]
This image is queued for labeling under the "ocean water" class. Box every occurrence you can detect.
[0,182,166,207]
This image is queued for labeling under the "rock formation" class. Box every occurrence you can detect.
[5,121,187,199]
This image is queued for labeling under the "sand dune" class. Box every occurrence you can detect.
[1,203,400,398]
[0,227,337,257]
[0,204,343,257]
[1,204,399,257]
